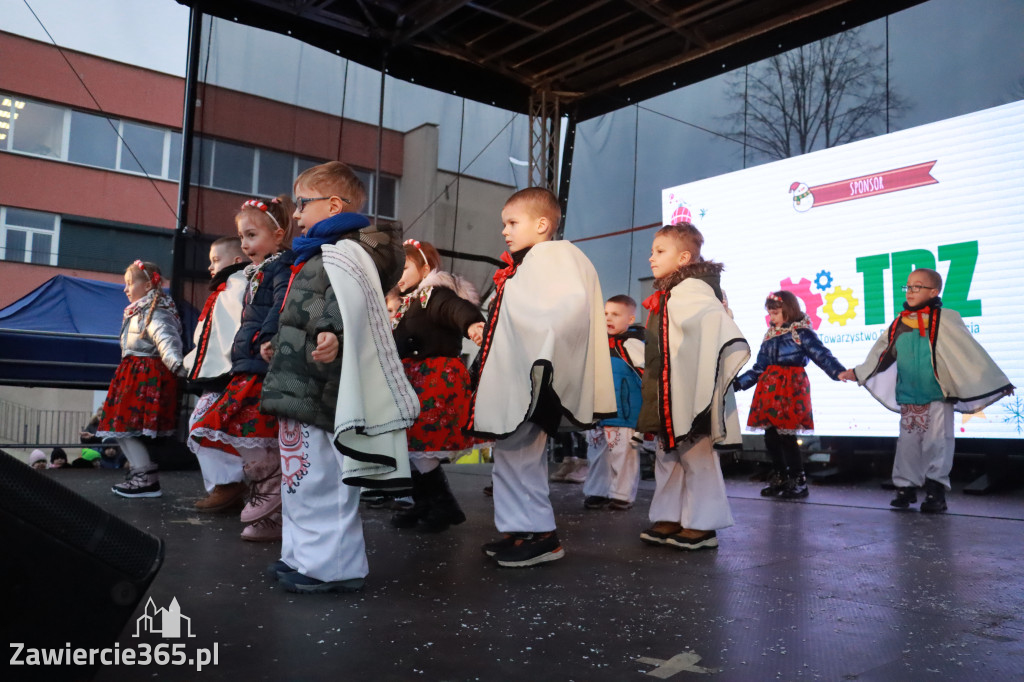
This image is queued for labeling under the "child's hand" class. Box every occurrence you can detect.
[260,341,275,362]
[838,369,856,382]
[311,332,339,363]
[467,322,485,346]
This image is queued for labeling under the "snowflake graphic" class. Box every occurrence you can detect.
[1000,394,1024,434]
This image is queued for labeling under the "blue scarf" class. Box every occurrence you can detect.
[291,212,371,265]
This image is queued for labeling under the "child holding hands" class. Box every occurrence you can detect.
[733,290,846,499]
[839,268,1013,512]
[190,197,295,541]
[96,260,184,498]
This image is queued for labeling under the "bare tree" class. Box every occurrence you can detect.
[724,28,908,162]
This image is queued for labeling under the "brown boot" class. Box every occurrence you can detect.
[194,482,247,512]
[240,449,282,524]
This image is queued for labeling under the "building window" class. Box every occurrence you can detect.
[68,110,118,168]
[211,140,255,193]
[8,98,64,158]
[353,169,398,219]
[257,148,294,197]
[119,121,166,176]
[1,93,180,182]
[0,206,59,265]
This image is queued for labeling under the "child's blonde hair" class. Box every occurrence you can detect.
[212,236,245,260]
[295,161,367,212]
[126,260,170,329]
[655,222,703,260]
[236,195,295,245]
[505,187,561,234]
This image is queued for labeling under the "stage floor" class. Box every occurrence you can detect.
[45,463,1024,681]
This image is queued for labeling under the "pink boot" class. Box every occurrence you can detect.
[239,448,282,523]
[240,512,282,542]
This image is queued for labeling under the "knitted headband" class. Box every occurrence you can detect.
[133,259,161,286]
[242,198,283,231]
[404,239,429,267]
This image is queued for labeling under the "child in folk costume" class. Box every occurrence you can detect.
[733,290,846,499]
[467,187,616,568]
[636,223,750,550]
[190,197,295,541]
[839,268,1014,512]
[582,295,645,511]
[261,161,416,594]
[389,238,485,533]
[96,260,184,498]
[183,237,249,512]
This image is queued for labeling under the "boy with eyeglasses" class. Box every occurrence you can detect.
[839,268,1013,513]
[260,161,417,593]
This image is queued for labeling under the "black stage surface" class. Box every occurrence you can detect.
[31,463,1024,681]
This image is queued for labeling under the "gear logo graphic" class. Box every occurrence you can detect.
[814,270,833,291]
[771,277,824,329]
[823,286,859,326]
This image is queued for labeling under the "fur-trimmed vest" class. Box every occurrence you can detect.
[392,270,484,360]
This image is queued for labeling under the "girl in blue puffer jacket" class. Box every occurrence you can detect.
[733,290,846,499]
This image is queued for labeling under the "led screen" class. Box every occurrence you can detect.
[662,101,1024,438]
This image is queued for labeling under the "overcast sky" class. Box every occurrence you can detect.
[4,0,189,75]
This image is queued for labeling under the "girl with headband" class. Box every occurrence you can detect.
[190,195,295,541]
[733,289,846,499]
[96,260,184,498]
[389,238,485,533]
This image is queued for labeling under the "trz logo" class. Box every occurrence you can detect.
[856,240,981,325]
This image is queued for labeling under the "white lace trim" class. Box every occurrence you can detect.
[96,429,174,439]
[189,428,279,452]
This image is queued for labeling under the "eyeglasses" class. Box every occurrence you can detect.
[295,195,351,212]
[902,284,936,293]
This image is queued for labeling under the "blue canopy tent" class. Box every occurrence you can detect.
[0,275,196,389]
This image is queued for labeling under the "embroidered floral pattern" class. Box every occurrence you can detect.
[747,365,814,432]
[900,404,931,434]
[279,418,310,493]
[403,356,477,452]
[96,356,178,438]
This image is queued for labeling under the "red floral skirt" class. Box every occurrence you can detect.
[404,356,477,453]
[96,356,179,438]
[746,365,814,433]
[189,373,278,452]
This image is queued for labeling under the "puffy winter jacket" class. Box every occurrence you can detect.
[734,321,845,391]
[119,290,184,373]
[260,222,404,431]
[229,250,295,375]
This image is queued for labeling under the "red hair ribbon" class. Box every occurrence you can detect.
[404,238,429,267]
[242,199,282,230]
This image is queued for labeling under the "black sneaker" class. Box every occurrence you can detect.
[482,533,519,557]
[920,480,947,513]
[665,529,718,550]
[890,487,918,509]
[640,522,683,545]
[266,559,296,580]
[112,468,161,498]
[492,532,564,567]
[278,572,365,594]
[608,499,633,511]
[584,495,610,509]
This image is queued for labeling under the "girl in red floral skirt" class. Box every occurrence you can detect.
[190,196,295,541]
[97,260,184,498]
[389,239,485,532]
[733,290,846,499]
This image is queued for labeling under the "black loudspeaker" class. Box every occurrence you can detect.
[0,451,164,680]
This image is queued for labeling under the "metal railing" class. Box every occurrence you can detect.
[0,398,92,447]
